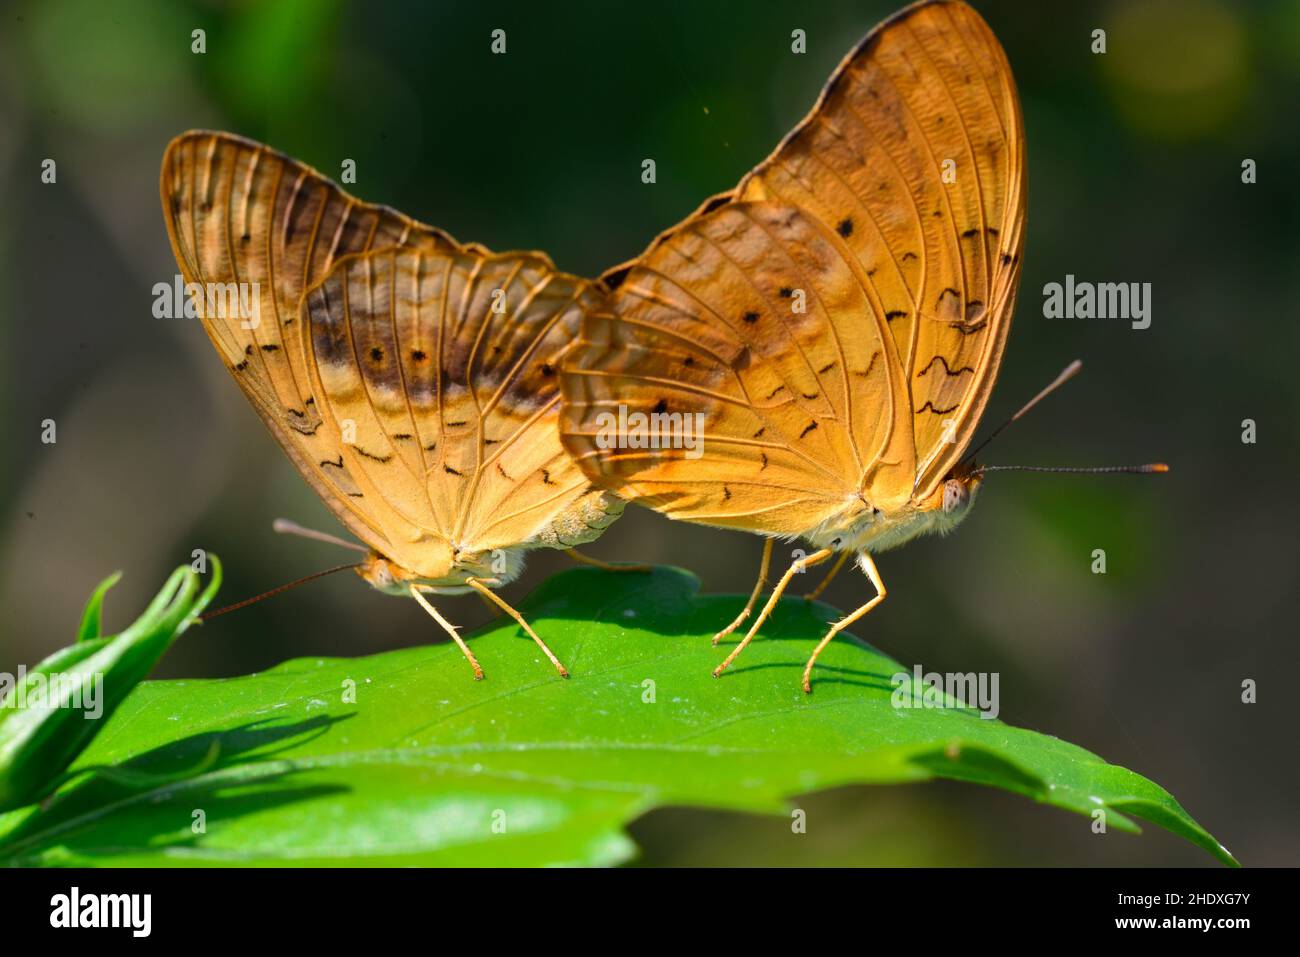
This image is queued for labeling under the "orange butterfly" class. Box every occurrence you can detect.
[161,132,633,680]
[561,0,1162,691]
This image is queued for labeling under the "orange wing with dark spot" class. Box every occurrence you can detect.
[300,245,613,575]
[560,0,1025,532]
[160,130,456,553]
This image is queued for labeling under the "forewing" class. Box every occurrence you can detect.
[159,130,457,552]
[738,0,1026,499]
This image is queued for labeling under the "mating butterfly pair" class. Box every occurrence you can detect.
[162,0,1025,692]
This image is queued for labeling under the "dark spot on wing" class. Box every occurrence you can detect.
[854,352,880,378]
[917,355,975,378]
[837,218,854,238]
[602,265,630,291]
[353,446,392,463]
[917,400,960,415]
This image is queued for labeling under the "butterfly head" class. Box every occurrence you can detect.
[843,465,982,552]
[812,462,983,554]
[944,464,982,513]
[928,462,983,531]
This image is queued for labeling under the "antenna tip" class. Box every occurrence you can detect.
[1149,463,1170,473]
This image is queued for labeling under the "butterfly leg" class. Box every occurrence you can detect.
[466,578,570,679]
[409,585,484,681]
[802,550,850,601]
[712,538,774,645]
[714,547,833,678]
[564,549,651,573]
[802,552,886,694]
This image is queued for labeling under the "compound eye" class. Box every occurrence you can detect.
[942,480,966,514]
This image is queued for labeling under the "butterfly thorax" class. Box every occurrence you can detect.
[357,547,526,597]
[807,473,983,555]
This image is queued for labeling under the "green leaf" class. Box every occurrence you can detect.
[76,571,122,642]
[0,566,1234,866]
[0,560,221,812]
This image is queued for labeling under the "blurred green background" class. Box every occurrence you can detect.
[1,0,1296,866]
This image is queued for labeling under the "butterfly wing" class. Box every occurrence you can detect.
[561,0,1024,530]
[738,0,1026,500]
[303,246,614,577]
[561,201,916,535]
[159,130,459,554]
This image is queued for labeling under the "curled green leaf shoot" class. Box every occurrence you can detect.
[0,558,223,813]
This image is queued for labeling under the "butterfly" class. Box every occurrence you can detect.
[559,0,1028,692]
[160,131,633,680]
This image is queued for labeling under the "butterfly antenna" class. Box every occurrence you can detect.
[978,463,1169,476]
[199,562,361,622]
[272,518,368,553]
[961,359,1083,467]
